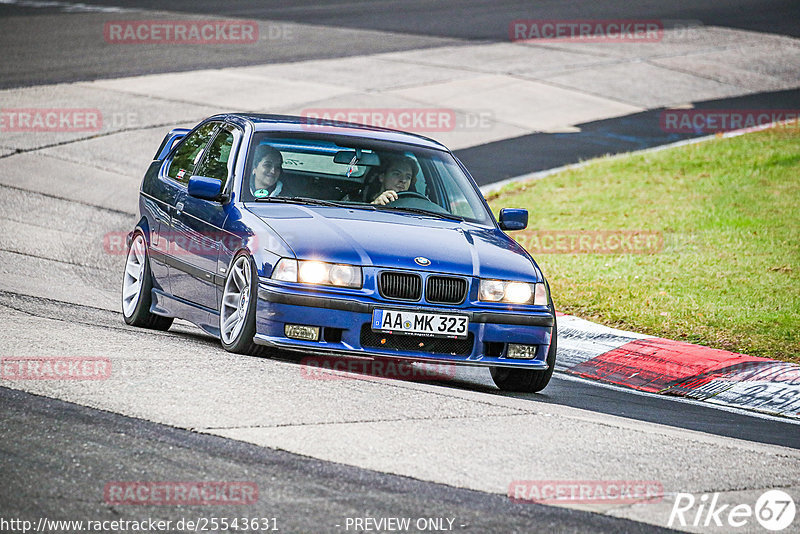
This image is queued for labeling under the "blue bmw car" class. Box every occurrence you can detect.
[122,114,556,392]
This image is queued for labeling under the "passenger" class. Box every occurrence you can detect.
[250,145,286,198]
[364,154,420,205]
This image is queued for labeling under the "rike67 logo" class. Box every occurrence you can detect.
[669,490,796,531]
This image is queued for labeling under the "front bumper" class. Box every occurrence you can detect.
[254,281,554,369]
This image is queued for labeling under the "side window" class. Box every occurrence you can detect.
[433,159,479,220]
[195,126,236,187]
[167,122,218,183]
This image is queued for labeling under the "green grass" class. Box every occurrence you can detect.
[487,125,800,362]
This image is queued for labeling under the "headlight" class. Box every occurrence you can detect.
[272,258,297,282]
[479,280,548,305]
[271,258,362,289]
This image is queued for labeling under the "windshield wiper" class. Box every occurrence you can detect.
[254,197,386,214]
[378,206,464,221]
[336,201,377,211]
[252,196,343,207]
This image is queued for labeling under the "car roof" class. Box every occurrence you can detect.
[211,113,450,151]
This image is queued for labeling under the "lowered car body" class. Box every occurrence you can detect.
[122,113,557,392]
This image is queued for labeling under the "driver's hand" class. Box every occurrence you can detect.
[372,190,398,205]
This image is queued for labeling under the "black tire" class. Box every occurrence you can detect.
[121,230,173,330]
[219,252,262,356]
[490,314,557,393]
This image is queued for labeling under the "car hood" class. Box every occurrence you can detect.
[246,204,541,281]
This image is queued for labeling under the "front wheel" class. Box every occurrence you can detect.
[490,315,557,393]
[121,231,173,330]
[220,252,261,355]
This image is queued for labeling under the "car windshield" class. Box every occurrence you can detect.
[241,132,493,225]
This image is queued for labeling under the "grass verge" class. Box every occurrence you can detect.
[487,124,799,362]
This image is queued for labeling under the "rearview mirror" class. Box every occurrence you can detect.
[498,208,528,231]
[333,150,380,166]
[188,175,223,201]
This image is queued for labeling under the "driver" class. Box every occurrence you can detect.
[368,154,419,205]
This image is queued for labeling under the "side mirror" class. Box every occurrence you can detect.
[498,208,528,231]
[188,175,223,201]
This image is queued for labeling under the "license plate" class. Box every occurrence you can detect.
[371,309,469,339]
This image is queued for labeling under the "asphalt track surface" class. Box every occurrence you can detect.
[2,0,800,88]
[1,2,799,533]
[458,87,800,185]
[2,0,799,184]
[0,386,674,534]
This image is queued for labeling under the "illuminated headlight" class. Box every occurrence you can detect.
[479,280,548,305]
[272,259,362,289]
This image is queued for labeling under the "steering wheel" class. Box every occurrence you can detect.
[388,190,449,214]
[393,191,429,201]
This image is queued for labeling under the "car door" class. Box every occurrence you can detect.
[170,123,241,311]
[158,121,219,299]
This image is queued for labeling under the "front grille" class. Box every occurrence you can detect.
[426,276,467,304]
[379,271,422,301]
[360,324,474,356]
